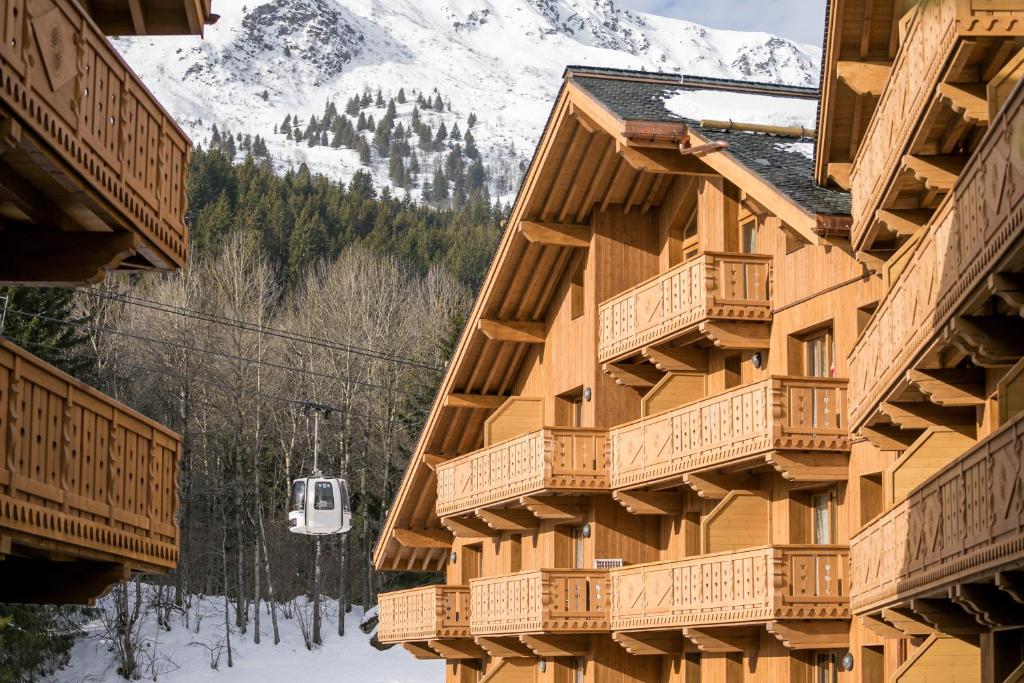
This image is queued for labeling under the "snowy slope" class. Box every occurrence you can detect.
[116,0,822,200]
[54,597,440,683]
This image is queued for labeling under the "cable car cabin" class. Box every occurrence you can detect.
[289,478,351,535]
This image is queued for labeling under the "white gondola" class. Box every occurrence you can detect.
[288,476,351,535]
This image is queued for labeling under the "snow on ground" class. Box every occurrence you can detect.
[662,89,819,129]
[52,594,440,683]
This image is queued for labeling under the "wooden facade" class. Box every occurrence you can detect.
[377,3,1024,681]
[0,0,204,603]
[375,64,877,682]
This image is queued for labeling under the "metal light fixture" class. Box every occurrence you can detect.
[841,651,854,671]
[450,551,457,565]
[582,523,592,539]
[752,352,763,369]
[538,659,547,673]
[583,387,592,402]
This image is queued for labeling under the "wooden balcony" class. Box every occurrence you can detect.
[851,412,1024,617]
[610,376,849,490]
[849,0,1024,251]
[0,337,180,604]
[848,66,1024,429]
[597,252,772,363]
[86,0,217,36]
[469,569,610,636]
[610,545,850,631]
[435,428,608,518]
[0,0,191,286]
[377,585,471,644]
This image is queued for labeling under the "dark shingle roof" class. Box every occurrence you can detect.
[567,68,848,217]
[694,126,851,216]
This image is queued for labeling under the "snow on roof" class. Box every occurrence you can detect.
[774,141,815,159]
[663,89,818,129]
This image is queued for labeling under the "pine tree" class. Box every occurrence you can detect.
[373,121,391,157]
[432,167,448,201]
[464,129,479,159]
[357,137,371,165]
[418,124,433,151]
[388,154,406,186]
[360,90,372,108]
[467,156,486,193]
[281,114,292,135]
[375,88,384,107]
[320,130,329,146]
[467,112,477,128]
[411,106,421,127]
[385,98,397,122]
[434,121,448,147]
[433,93,444,110]
[451,122,461,141]
[417,93,428,108]
[345,96,360,116]
[408,151,421,176]
[357,112,368,131]
[397,88,407,104]
[366,115,375,131]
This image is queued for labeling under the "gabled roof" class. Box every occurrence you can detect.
[373,66,852,571]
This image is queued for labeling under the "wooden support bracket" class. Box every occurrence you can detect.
[393,529,453,549]
[612,490,687,515]
[475,508,540,531]
[519,220,590,247]
[520,634,591,657]
[478,319,546,344]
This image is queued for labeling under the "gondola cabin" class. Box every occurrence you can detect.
[289,478,351,535]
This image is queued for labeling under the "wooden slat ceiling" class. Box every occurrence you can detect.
[84,0,216,36]
[375,83,688,572]
[816,0,901,187]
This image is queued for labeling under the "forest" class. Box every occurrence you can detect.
[0,141,506,679]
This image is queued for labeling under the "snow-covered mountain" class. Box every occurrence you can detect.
[117,0,821,201]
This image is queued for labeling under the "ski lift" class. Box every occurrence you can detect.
[288,476,351,535]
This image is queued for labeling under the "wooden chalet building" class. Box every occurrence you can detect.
[375,64,870,682]
[0,0,216,604]
[376,0,1024,678]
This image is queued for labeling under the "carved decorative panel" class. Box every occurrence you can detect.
[377,585,471,643]
[598,252,772,362]
[851,413,1024,614]
[470,570,610,635]
[609,377,849,489]
[609,545,850,631]
[436,428,609,517]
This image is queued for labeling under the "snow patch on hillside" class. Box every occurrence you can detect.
[53,596,438,683]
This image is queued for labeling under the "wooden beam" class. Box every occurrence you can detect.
[682,627,758,653]
[765,452,849,482]
[951,583,1024,628]
[127,0,147,34]
[612,490,687,515]
[602,362,662,388]
[613,631,687,656]
[475,636,535,658]
[423,454,449,470]
[767,620,850,650]
[827,162,852,190]
[477,319,546,344]
[907,368,986,407]
[0,231,140,286]
[617,143,717,176]
[837,60,892,96]
[402,642,443,660]
[878,402,975,431]
[859,422,921,450]
[682,473,759,499]
[475,508,540,532]
[948,316,1024,367]
[902,154,966,193]
[678,141,729,156]
[442,516,497,540]
[574,137,616,223]
[393,529,453,549]
[428,639,487,660]
[641,346,708,372]
[520,634,590,657]
[519,220,590,248]
[881,608,937,636]
[520,496,586,523]
[700,321,771,350]
[910,598,987,635]
[938,82,989,126]
[445,394,507,410]
[876,209,931,236]
[862,614,907,639]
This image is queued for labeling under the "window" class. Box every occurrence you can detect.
[814,652,838,683]
[571,258,585,319]
[812,490,835,544]
[805,329,834,378]
[313,481,335,510]
[741,219,757,254]
[724,354,742,389]
[290,480,306,511]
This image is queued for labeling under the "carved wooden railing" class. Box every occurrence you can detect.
[377,585,470,644]
[848,67,1024,428]
[0,338,180,571]
[610,545,850,631]
[610,376,849,489]
[436,428,609,518]
[849,0,1024,249]
[470,569,610,636]
[0,0,191,273]
[597,253,772,362]
[851,413,1024,615]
